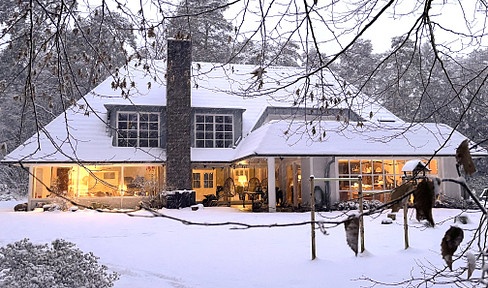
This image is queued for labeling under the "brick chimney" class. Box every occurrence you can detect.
[166,39,192,190]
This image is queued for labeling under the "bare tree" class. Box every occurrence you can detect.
[1,0,488,285]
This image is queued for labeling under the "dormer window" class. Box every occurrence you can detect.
[117,112,160,147]
[195,114,233,148]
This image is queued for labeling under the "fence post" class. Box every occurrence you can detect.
[403,200,409,249]
[358,176,365,253]
[310,175,316,260]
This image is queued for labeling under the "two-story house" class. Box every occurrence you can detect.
[3,39,485,211]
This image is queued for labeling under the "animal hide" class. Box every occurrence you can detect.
[441,226,464,270]
[456,140,476,175]
[413,179,435,227]
[390,182,415,213]
[466,252,475,279]
[344,215,360,256]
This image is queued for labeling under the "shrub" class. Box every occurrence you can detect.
[0,238,119,288]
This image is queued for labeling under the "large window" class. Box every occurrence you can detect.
[338,159,438,202]
[195,114,233,148]
[117,112,159,147]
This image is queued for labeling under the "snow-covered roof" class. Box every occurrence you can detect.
[231,120,486,158]
[3,61,484,164]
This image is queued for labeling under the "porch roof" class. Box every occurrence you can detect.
[232,120,488,158]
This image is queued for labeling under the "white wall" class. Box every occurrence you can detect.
[438,157,462,199]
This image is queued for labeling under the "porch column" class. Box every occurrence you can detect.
[267,157,276,212]
[27,166,34,211]
[292,162,299,207]
[278,159,287,205]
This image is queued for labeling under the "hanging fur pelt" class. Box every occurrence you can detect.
[456,139,476,176]
[413,179,435,227]
[441,226,464,270]
[344,215,360,256]
[390,182,415,213]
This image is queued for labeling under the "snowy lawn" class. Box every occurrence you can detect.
[0,200,482,288]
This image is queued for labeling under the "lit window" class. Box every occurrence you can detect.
[338,159,438,202]
[195,114,233,148]
[204,173,214,188]
[117,112,159,147]
[192,173,201,189]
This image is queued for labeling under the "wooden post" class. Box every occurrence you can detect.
[310,175,316,260]
[403,200,409,249]
[358,176,365,253]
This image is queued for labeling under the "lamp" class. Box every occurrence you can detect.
[238,175,247,185]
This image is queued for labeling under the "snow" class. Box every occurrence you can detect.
[0,200,483,287]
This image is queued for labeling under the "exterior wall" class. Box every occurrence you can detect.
[438,157,462,199]
[301,157,336,209]
[166,39,192,190]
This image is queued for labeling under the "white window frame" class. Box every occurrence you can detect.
[116,111,160,148]
[194,114,234,148]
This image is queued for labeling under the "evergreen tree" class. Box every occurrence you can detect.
[166,0,234,62]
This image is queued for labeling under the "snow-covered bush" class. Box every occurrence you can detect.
[333,199,383,211]
[0,238,119,288]
[0,183,26,201]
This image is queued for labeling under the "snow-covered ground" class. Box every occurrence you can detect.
[0,200,483,288]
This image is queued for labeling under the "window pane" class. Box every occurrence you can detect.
[118,139,127,146]
[149,131,158,138]
[224,116,232,123]
[118,113,127,120]
[216,124,223,131]
[361,160,372,174]
[428,160,438,174]
[224,133,232,140]
[394,160,406,174]
[196,140,204,147]
[338,160,348,174]
[140,131,149,138]
[149,123,158,130]
[384,160,394,174]
[205,115,213,122]
[225,124,232,131]
[196,115,204,123]
[205,124,213,131]
[373,160,383,173]
[128,113,137,121]
[140,114,148,121]
[215,116,223,123]
[362,176,372,190]
[149,140,158,147]
[339,180,350,190]
[140,122,148,130]
[216,140,224,148]
[139,140,149,147]
[196,124,204,131]
[205,132,213,139]
[350,160,360,174]
[205,140,213,147]
[128,139,137,146]
[224,140,232,148]
[118,122,127,129]
[216,132,224,140]
[149,114,159,121]
[373,175,384,190]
